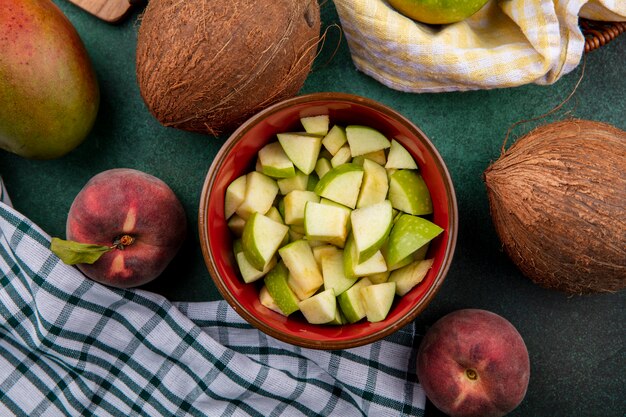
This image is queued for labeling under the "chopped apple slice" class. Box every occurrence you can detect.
[343,234,388,279]
[277,170,309,195]
[288,228,304,243]
[298,288,337,324]
[304,201,350,247]
[388,170,433,215]
[389,258,434,296]
[345,125,391,157]
[356,159,389,208]
[326,307,347,325]
[289,224,306,235]
[385,139,418,170]
[264,261,300,315]
[283,190,319,226]
[227,214,246,237]
[234,240,276,283]
[277,132,323,175]
[353,150,386,167]
[236,171,279,220]
[360,282,396,322]
[314,163,364,209]
[315,157,332,179]
[312,244,339,268]
[362,149,387,166]
[242,212,289,271]
[413,242,430,261]
[258,141,296,178]
[368,270,390,284]
[380,240,414,271]
[321,248,358,295]
[301,115,330,136]
[224,174,247,219]
[330,144,352,167]
[307,173,319,192]
[353,251,387,277]
[265,206,284,224]
[279,239,323,300]
[386,214,443,268]
[350,200,393,263]
[259,285,284,315]
[337,277,372,323]
[322,125,347,155]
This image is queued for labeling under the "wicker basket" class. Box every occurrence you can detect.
[581,19,626,52]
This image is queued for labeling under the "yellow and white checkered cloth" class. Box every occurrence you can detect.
[333,0,625,92]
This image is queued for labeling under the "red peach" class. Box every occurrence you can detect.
[416,309,530,417]
[66,168,187,288]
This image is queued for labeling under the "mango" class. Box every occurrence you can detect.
[0,0,99,159]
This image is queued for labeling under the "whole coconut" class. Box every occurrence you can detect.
[136,0,321,136]
[484,119,626,294]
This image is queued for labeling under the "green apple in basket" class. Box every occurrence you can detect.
[387,0,490,25]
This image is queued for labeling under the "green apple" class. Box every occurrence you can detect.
[388,169,433,215]
[307,173,320,192]
[360,282,396,322]
[345,125,391,157]
[353,251,387,277]
[288,228,305,243]
[258,141,295,178]
[314,163,364,209]
[337,277,372,323]
[277,170,309,195]
[259,285,283,314]
[321,248,358,295]
[277,132,323,175]
[289,224,306,235]
[330,144,352,167]
[350,200,393,263]
[264,261,300,315]
[265,206,284,224]
[283,190,319,225]
[326,307,347,325]
[279,239,323,300]
[233,239,276,283]
[236,171,279,220]
[343,234,388,279]
[298,288,337,324]
[301,115,329,136]
[385,139,418,170]
[413,242,430,261]
[315,157,332,179]
[386,214,443,267]
[368,270,390,284]
[265,206,289,246]
[389,258,434,296]
[227,214,246,237]
[356,159,389,208]
[224,174,246,219]
[304,201,350,247]
[322,125,347,155]
[312,244,339,268]
[387,0,490,25]
[242,212,289,271]
[361,149,387,166]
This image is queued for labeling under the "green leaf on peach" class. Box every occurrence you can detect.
[50,237,111,265]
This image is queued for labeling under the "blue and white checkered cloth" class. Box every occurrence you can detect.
[0,175,426,416]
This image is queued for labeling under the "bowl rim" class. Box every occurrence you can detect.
[198,91,458,349]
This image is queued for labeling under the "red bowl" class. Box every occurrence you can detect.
[198,92,458,349]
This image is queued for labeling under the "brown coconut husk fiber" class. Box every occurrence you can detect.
[484,119,626,294]
[136,0,321,137]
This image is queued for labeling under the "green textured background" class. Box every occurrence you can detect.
[1,1,624,416]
